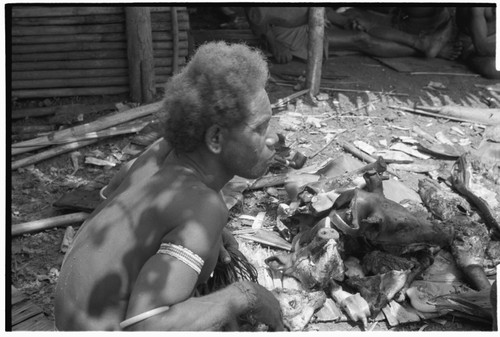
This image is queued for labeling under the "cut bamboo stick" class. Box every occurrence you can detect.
[12,41,127,53]
[12,86,130,99]
[341,141,376,163]
[12,76,129,90]
[150,7,185,12]
[12,14,125,26]
[151,11,189,21]
[389,106,490,126]
[12,29,187,45]
[12,59,128,71]
[12,33,126,45]
[12,48,186,63]
[12,50,126,62]
[151,20,189,32]
[12,139,99,169]
[12,212,90,236]
[152,30,188,41]
[12,23,126,36]
[12,120,151,147]
[12,6,124,17]
[12,100,163,155]
[12,68,128,80]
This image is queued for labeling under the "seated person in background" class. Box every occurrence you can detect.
[327,7,461,60]
[54,41,283,331]
[456,6,499,79]
[245,7,460,64]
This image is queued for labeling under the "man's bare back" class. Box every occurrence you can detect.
[55,152,226,330]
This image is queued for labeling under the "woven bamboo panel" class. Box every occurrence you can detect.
[10,6,189,99]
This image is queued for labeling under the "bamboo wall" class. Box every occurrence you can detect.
[11,6,189,99]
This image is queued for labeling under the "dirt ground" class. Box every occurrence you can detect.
[8,12,500,331]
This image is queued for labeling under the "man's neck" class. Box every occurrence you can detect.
[168,150,233,191]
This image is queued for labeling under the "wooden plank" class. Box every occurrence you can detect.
[12,313,55,331]
[12,59,128,71]
[12,23,126,36]
[12,41,127,53]
[11,286,26,305]
[12,76,129,90]
[12,68,127,81]
[12,86,129,99]
[11,299,43,325]
[12,33,126,45]
[12,6,124,18]
[13,14,125,26]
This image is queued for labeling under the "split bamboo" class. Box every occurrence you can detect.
[12,68,128,80]
[12,212,90,236]
[13,14,125,25]
[12,6,124,17]
[12,23,126,36]
[12,87,130,99]
[12,41,127,53]
[12,100,163,155]
[12,59,128,71]
[13,77,129,89]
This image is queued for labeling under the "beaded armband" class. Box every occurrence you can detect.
[157,243,204,275]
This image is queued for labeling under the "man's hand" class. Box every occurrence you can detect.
[268,39,293,64]
[219,227,239,264]
[127,281,284,331]
[233,281,285,331]
[346,18,366,31]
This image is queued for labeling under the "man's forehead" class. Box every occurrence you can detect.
[248,90,272,119]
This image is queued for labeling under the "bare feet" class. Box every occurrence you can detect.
[437,39,463,60]
[416,18,454,58]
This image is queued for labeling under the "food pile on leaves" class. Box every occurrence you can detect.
[228,139,499,331]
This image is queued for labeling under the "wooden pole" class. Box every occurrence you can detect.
[12,50,126,62]
[12,86,129,99]
[12,68,127,81]
[12,6,124,17]
[11,100,163,155]
[12,212,90,237]
[12,23,126,36]
[12,76,129,89]
[12,59,128,71]
[306,7,325,97]
[12,41,127,53]
[125,7,155,103]
[171,6,179,74]
[12,139,99,170]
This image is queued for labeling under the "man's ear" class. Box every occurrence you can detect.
[205,124,223,154]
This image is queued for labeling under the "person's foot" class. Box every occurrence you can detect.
[417,18,454,58]
[437,39,463,60]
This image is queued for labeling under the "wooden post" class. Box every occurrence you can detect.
[171,6,179,74]
[125,7,155,103]
[306,7,325,97]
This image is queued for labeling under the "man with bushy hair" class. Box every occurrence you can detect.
[54,42,283,331]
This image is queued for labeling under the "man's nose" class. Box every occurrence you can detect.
[265,132,278,149]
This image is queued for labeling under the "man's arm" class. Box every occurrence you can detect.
[244,7,293,64]
[125,280,284,331]
[122,191,283,331]
[469,7,496,56]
